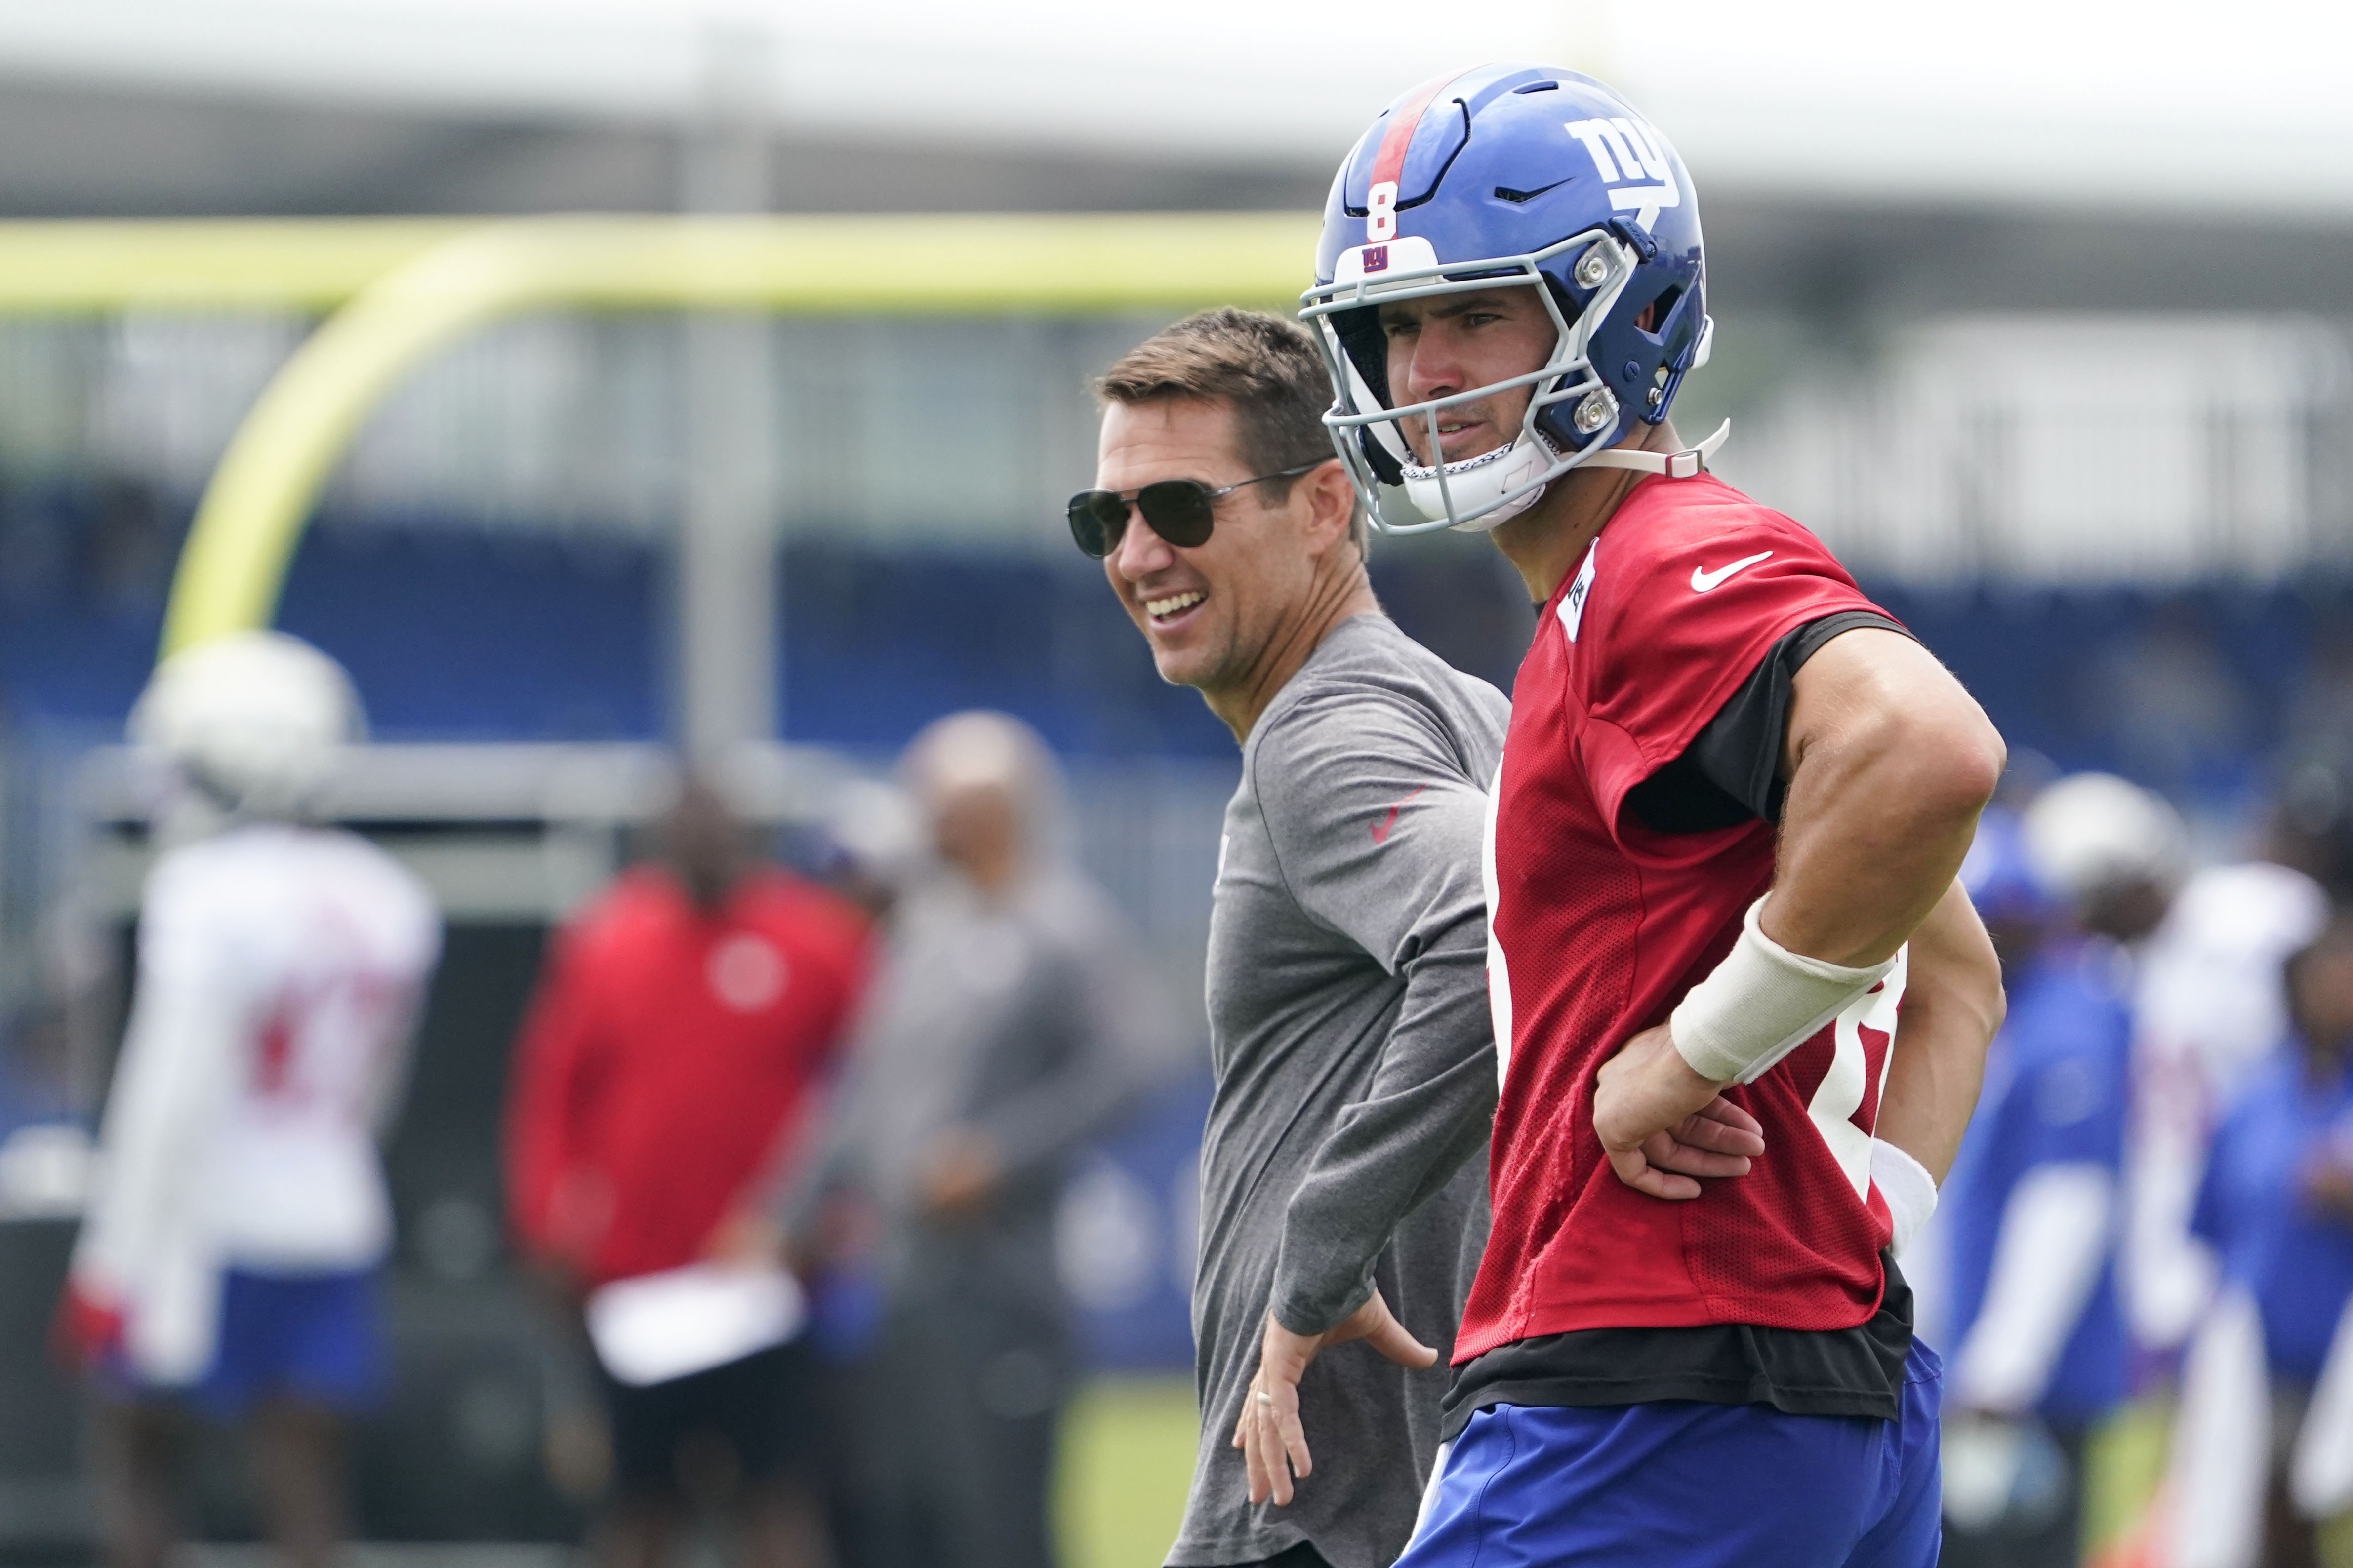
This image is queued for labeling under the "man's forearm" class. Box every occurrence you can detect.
[1271,1062,1490,1336]
[1620,636,1999,1149]
[1874,879,2002,1182]
[1269,934,1495,1336]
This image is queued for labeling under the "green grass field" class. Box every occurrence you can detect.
[1057,1376,1201,1568]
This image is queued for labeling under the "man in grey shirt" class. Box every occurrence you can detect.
[799,711,1179,1568]
[1081,309,1505,1568]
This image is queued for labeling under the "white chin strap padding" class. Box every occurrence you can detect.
[1401,434,1557,535]
[1582,418,1730,479]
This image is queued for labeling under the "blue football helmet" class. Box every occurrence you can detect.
[1301,64,1721,535]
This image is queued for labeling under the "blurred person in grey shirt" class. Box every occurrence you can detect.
[1076,309,1503,1568]
[798,711,1179,1568]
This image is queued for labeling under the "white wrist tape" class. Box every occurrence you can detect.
[1670,900,1897,1084]
[1871,1139,1938,1259]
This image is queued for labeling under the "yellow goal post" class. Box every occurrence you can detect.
[0,213,1322,659]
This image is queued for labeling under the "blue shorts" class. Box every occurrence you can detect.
[1401,1339,1944,1568]
[187,1267,386,1421]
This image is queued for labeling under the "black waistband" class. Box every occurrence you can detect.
[1441,1251,1915,1441]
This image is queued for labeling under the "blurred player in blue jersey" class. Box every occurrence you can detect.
[2126,773,2329,1366]
[1935,777,2183,1566]
[2171,913,2353,1568]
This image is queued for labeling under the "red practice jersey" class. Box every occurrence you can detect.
[505,866,870,1287]
[1460,471,1908,1361]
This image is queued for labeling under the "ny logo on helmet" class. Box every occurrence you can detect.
[1564,117,1680,233]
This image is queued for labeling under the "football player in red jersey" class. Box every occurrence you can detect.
[1300,67,2009,1565]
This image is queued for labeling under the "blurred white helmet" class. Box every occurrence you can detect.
[129,631,364,818]
[2021,771,2188,908]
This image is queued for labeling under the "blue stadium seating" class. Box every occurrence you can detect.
[0,490,2344,812]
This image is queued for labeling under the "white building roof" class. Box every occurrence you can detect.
[0,0,2348,219]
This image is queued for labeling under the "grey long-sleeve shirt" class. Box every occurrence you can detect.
[1171,614,1506,1568]
[808,868,1179,1310]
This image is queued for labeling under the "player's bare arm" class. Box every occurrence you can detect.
[1768,630,2005,965]
[1873,878,2005,1182]
[1595,629,2005,1196]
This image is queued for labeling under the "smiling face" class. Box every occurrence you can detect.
[1378,285,1560,467]
[1096,396,1322,704]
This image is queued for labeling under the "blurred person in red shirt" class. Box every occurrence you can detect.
[505,774,870,1568]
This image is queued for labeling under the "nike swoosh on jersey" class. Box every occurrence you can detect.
[1690,550,1773,592]
[1371,785,1427,844]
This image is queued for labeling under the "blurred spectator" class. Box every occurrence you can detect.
[1936,798,2142,1566]
[2084,600,2252,798]
[2165,914,2353,1568]
[58,632,440,1568]
[2125,773,2329,1362]
[794,711,1177,1568]
[504,774,870,1568]
[2266,755,2353,903]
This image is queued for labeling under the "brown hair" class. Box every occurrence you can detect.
[1095,308,1361,547]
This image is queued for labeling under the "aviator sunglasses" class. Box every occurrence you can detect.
[1066,461,1325,559]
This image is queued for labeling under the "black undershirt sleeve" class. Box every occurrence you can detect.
[1623,610,1913,836]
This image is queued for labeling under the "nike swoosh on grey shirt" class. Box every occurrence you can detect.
[1169,613,1505,1568]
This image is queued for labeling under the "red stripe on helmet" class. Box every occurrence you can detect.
[1368,69,1468,193]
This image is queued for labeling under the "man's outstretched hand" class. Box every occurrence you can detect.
[1234,1290,1435,1507]
[1593,1023,1767,1200]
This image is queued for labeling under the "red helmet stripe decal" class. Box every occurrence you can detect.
[1369,70,1468,193]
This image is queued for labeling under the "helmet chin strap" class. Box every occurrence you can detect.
[1581,418,1731,479]
[1397,419,1730,535]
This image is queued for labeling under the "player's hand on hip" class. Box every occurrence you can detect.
[1234,1291,1435,1507]
[1594,1023,1765,1200]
